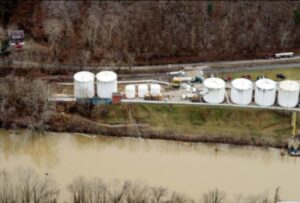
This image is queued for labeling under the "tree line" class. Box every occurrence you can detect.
[0,168,282,203]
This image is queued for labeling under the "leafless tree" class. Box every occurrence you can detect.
[0,170,17,203]
[16,168,59,203]
[43,19,63,60]
[150,186,167,203]
[0,77,50,131]
[201,189,225,203]
[273,187,280,203]
[170,192,195,203]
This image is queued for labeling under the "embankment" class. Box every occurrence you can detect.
[45,103,297,148]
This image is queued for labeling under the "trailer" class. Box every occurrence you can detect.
[274,52,294,58]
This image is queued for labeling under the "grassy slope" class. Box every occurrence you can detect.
[226,67,300,81]
[91,104,298,141]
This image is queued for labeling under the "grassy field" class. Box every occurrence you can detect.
[91,104,299,140]
[225,67,300,81]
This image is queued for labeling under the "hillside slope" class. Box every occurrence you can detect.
[2,1,300,65]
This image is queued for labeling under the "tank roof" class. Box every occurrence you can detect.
[150,84,160,88]
[279,80,300,92]
[255,78,276,90]
[74,71,94,82]
[231,78,253,90]
[138,84,148,89]
[96,71,117,82]
[125,84,135,90]
[204,77,225,89]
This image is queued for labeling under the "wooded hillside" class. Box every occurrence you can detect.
[1,1,300,65]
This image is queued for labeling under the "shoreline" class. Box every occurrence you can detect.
[0,103,293,150]
[45,112,288,149]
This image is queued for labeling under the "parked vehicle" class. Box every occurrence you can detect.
[265,52,294,59]
[167,70,185,76]
[256,75,267,80]
[274,52,294,58]
[276,73,286,79]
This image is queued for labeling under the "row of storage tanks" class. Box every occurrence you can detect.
[203,77,300,108]
[74,71,162,99]
[74,71,117,99]
[125,84,161,98]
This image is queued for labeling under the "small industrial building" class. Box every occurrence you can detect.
[9,30,25,46]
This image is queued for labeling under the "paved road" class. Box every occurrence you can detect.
[122,99,300,112]
[1,56,300,74]
[205,61,300,74]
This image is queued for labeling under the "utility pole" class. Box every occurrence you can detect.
[291,111,297,137]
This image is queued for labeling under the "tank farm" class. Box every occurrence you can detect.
[50,69,300,153]
[61,70,300,110]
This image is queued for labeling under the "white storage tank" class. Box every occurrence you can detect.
[96,71,117,99]
[203,77,225,104]
[231,78,253,105]
[125,85,136,99]
[150,84,161,96]
[74,71,95,98]
[138,84,148,98]
[278,80,300,108]
[255,78,277,106]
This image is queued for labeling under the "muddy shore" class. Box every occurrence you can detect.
[44,112,287,149]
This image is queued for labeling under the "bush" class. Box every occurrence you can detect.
[0,76,50,130]
[294,10,300,25]
[207,2,213,15]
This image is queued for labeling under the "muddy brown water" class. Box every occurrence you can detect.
[0,129,299,202]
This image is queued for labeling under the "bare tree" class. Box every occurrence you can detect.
[170,192,195,203]
[17,168,59,203]
[0,77,50,131]
[273,187,280,203]
[0,170,17,203]
[201,189,225,203]
[43,19,63,60]
[150,186,167,203]
[125,182,150,203]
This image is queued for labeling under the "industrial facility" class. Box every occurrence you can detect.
[53,69,300,110]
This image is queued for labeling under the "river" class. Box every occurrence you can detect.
[0,129,299,201]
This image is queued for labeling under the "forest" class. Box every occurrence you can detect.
[1,1,300,65]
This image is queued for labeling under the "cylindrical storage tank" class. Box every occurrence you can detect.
[96,71,117,99]
[138,84,148,98]
[186,84,191,92]
[74,71,95,98]
[203,77,225,104]
[255,78,276,106]
[231,78,253,105]
[278,80,300,108]
[125,85,136,99]
[150,84,161,96]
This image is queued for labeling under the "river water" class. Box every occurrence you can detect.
[0,130,299,201]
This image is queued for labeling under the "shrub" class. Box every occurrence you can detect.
[207,2,213,15]
[294,10,300,25]
[0,77,50,130]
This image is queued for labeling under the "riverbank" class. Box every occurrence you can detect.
[0,76,296,149]
[44,103,297,148]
